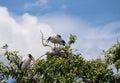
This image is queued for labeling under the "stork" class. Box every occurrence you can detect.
[47,34,65,47]
[20,54,34,70]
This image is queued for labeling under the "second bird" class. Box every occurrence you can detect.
[47,34,65,46]
[20,54,34,70]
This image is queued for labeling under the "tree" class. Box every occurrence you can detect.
[103,41,120,82]
[0,34,118,83]
[103,41,120,70]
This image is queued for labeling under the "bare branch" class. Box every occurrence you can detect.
[40,30,52,48]
[37,54,46,60]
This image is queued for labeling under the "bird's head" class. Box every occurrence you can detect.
[28,54,34,60]
[47,37,51,42]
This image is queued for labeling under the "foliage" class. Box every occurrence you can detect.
[0,35,119,83]
[103,41,120,71]
[83,59,114,82]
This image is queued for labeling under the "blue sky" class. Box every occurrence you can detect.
[0,0,120,82]
[0,0,120,59]
[0,0,120,23]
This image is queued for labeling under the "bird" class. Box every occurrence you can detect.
[47,34,65,46]
[20,54,34,70]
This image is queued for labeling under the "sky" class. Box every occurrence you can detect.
[0,0,120,60]
[0,0,120,82]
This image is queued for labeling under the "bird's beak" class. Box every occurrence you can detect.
[47,37,51,43]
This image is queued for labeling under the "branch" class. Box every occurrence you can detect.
[40,30,52,48]
[37,54,46,60]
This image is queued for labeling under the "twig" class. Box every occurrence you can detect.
[37,54,46,60]
[28,30,54,81]
[40,30,52,48]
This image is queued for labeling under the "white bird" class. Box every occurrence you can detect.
[47,34,65,46]
[20,54,34,70]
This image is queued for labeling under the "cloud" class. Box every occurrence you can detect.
[0,6,120,61]
[36,14,120,59]
[0,6,53,59]
[24,0,48,10]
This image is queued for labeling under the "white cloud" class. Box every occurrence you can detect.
[0,6,120,61]
[24,0,48,10]
[0,6,53,59]
[36,14,120,59]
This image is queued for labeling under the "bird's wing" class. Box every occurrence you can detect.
[57,34,61,38]
[21,58,30,69]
